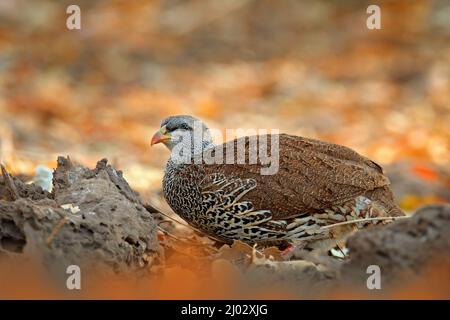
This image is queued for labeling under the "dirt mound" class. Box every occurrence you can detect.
[0,157,162,277]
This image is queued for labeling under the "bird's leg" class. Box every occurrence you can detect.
[278,242,298,260]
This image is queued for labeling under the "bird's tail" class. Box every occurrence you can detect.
[365,185,405,217]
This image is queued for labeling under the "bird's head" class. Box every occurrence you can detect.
[151,115,213,154]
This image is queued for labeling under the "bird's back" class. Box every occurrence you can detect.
[163,133,403,246]
[190,134,399,218]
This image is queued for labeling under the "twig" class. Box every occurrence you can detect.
[46,216,68,246]
[320,216,409,230]
[157,225,219,252]
[153,208,192,229]
[157,225,185,242]
[145,201,226,244]
[1,163,19,200]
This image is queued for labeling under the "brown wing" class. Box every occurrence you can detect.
[189,134,391,219]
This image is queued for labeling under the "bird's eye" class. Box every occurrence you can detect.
[179,124,191,130]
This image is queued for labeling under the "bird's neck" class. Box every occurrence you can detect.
[167,138,214,167]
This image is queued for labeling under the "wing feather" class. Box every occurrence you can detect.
[188,134,391,219]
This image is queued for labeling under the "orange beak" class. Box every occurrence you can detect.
[151,125,171,146]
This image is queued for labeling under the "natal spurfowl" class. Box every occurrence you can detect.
[151,115,404,250]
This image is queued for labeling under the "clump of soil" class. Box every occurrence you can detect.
[0,157,162,276]
[343,204,450,289]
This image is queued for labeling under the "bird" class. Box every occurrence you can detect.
[151,115,404,250]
